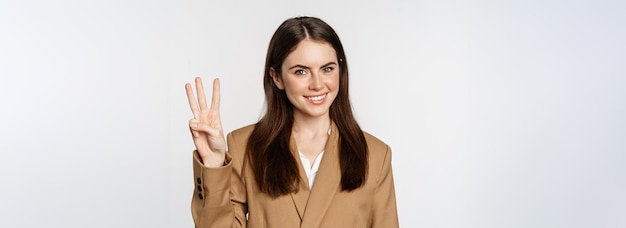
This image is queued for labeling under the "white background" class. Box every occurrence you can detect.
[1,0,625,227]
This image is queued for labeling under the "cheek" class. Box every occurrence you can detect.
[283,79,305,93]
[282,80,308,103]
[327,75,340,90]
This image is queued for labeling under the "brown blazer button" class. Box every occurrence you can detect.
[197,185,202,191]
[198,193,204,200]
[196,177,201,184]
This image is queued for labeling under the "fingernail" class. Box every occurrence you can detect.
[193,131,199,137]
[191,122,198,128]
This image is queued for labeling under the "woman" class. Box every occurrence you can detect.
[185,16,398,228]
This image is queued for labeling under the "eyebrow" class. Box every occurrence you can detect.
[287,61,337,70]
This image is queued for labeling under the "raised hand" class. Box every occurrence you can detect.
[185,77,226,167]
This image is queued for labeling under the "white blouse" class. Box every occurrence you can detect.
[298,151,325,190]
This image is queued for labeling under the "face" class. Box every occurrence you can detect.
[271,40,340,119]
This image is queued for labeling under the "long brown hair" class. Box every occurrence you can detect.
[246,16,368,197]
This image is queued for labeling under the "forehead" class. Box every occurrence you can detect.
[283,40,337,67]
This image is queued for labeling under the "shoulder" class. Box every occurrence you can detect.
[363,131,390,154]
[228,124,256,140]
[225,124,256,156]
[362,131,393,168]
[361,131,394,184]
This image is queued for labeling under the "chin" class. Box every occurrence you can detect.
[297,108,330,118]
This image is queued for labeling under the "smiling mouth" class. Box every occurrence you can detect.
[306,94,326,101]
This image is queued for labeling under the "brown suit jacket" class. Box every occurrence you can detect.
[191,124,398,228]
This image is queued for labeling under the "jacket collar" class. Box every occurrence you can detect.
[289,122,341,227]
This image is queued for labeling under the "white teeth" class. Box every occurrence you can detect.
[308,95,325,101]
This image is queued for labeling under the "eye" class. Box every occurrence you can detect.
[294,69,306,75]
[322,66,334,73]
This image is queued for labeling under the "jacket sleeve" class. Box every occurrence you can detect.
[191,132,248,228]
[371,145,399,227]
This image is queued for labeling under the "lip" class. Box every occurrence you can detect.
[305,93,327,105]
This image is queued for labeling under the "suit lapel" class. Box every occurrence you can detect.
[301,123,341,228]
[289,134,310,220]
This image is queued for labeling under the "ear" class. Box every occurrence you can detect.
[270,67,284,90]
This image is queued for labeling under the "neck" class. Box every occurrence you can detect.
[292,113,331,137]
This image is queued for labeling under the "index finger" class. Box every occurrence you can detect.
[210,78,220,111]
[195,77,209,111]
[185,83,199,119]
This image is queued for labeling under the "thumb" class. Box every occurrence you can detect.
[189,119,220,137]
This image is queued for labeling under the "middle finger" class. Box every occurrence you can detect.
[195,77,209,111]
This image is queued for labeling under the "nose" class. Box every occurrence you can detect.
[309,72,323,91]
